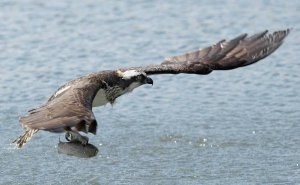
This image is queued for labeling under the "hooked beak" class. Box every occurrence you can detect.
[144,77,153,85]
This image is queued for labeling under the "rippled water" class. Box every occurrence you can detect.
[1,0,300,184]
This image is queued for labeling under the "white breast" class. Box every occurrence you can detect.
[92,89,109,107]
[126,82,142,92]
[92,83,142,107]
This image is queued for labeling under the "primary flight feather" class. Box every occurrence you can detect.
[14,29,290,148]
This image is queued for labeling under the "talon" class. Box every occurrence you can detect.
[65,132,72,141]
[80,136,89,145]
[64,131,89,145]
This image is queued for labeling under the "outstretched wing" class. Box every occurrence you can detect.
[19,75,105,134]
[140,29,290,75]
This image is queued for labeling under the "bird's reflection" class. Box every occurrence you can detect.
[57,140,98,158]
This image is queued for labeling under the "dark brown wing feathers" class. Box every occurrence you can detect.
[142,29,290,75]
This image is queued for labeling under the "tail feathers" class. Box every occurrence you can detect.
[13,128,38,148]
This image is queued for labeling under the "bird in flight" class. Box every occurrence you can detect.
[14,29,290,148]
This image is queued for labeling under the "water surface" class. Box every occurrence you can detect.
[0,0,299,184]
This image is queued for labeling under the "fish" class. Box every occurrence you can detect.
[57,141,98,158]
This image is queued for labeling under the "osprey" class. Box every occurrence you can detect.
[14,29,290,148]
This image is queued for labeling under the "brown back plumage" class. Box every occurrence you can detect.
[14,71,116,148]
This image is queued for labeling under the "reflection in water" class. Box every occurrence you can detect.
[57,141,98,158]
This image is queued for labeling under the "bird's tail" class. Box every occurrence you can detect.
[13,128,38,148]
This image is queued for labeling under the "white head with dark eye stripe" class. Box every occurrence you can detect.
[117,70,153,92]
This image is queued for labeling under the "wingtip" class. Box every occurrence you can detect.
[286,28,292,35]
[271,28,291,42]
[272,28,291,36]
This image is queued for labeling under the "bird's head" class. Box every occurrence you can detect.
[117,69,153,92]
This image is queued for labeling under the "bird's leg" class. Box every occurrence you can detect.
[65,130,89,145]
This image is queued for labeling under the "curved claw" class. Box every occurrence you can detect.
[80,136,89,145]
[65,131,89,145]
[65,132,71,142]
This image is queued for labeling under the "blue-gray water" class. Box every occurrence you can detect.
[1,0,300,184]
